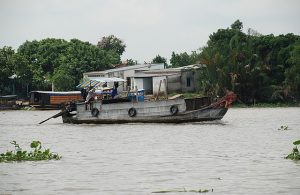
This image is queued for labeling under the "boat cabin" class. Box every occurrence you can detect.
[77,77,147,104]
[0,95,18,110]
[30,91,82,109]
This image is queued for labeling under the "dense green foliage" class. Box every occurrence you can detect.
[97,35,126,56]
[126,58,138,65]
[0,140,61,162]
[0,37,123,95]
[152,54,167,67]
[170,51,199,68]
[170,20,300,103]
[1,22,299,104]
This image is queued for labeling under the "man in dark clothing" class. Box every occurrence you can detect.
[81,87,88,100]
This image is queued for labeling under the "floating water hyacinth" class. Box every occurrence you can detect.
[0,140,61,162]
[278,125,288,130]
[152,188,212,193]
[285,140,300,161]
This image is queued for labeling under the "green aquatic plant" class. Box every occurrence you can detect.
[0,140,61,162]
[152,188,212,193]
[285,140,300,161]
[278,125,289,130]
[20,106,36,111]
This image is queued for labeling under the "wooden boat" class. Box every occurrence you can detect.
[0,95,18,110]
[30,91,82,109]
[60,93,236,124]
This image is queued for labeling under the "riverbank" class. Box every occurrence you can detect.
[232,102,300,108]
[171,92,300,108]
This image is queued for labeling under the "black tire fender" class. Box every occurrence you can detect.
[128,107,137,117]
[91,108,99,117]
[170,105,179,115]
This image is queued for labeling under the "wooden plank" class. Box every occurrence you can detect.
[50,95,82,104]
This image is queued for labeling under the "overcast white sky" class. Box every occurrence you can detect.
[1,0,300,63]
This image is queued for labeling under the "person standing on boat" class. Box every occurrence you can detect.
[85,87,96,103]
[81,87,88,101]
[111,82,119,99]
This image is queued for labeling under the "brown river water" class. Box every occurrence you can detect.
[0,108,300,195]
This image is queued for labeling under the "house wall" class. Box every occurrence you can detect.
[123,69,135,90]
[167,74,181,93]
[83,63,165,92]
[147,70,198,94]
[181,70,196,92]
[133,77,153,94]
[133,78,144,91]
[83,64,204,95]
[153,76,167,96]
[133,70,198,96]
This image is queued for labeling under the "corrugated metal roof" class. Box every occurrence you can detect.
[88,77,125,82]
[84,63,164,76]
[133,72,179,78]
[135,64,206,75]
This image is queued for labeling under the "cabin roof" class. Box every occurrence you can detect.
[0,95,17,99]
[30,91,81,95]
[77,77,125,88]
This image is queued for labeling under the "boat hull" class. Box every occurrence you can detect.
[61,93,236,124]
[62,106,228,124]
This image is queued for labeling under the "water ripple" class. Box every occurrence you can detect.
[0,108,300,194]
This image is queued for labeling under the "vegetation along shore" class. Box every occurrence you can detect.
[1,20,299,105]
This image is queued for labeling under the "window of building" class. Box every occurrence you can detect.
[186,77,191,87]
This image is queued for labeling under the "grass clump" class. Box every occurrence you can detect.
[285,140,300,161]
[0,140,61,162]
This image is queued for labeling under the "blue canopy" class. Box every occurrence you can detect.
[77,80,100,89]
[77,77,125,89]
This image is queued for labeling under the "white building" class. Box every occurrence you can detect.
[83,63,165,91]
[132,64,205,95]
[83,63,205,95]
